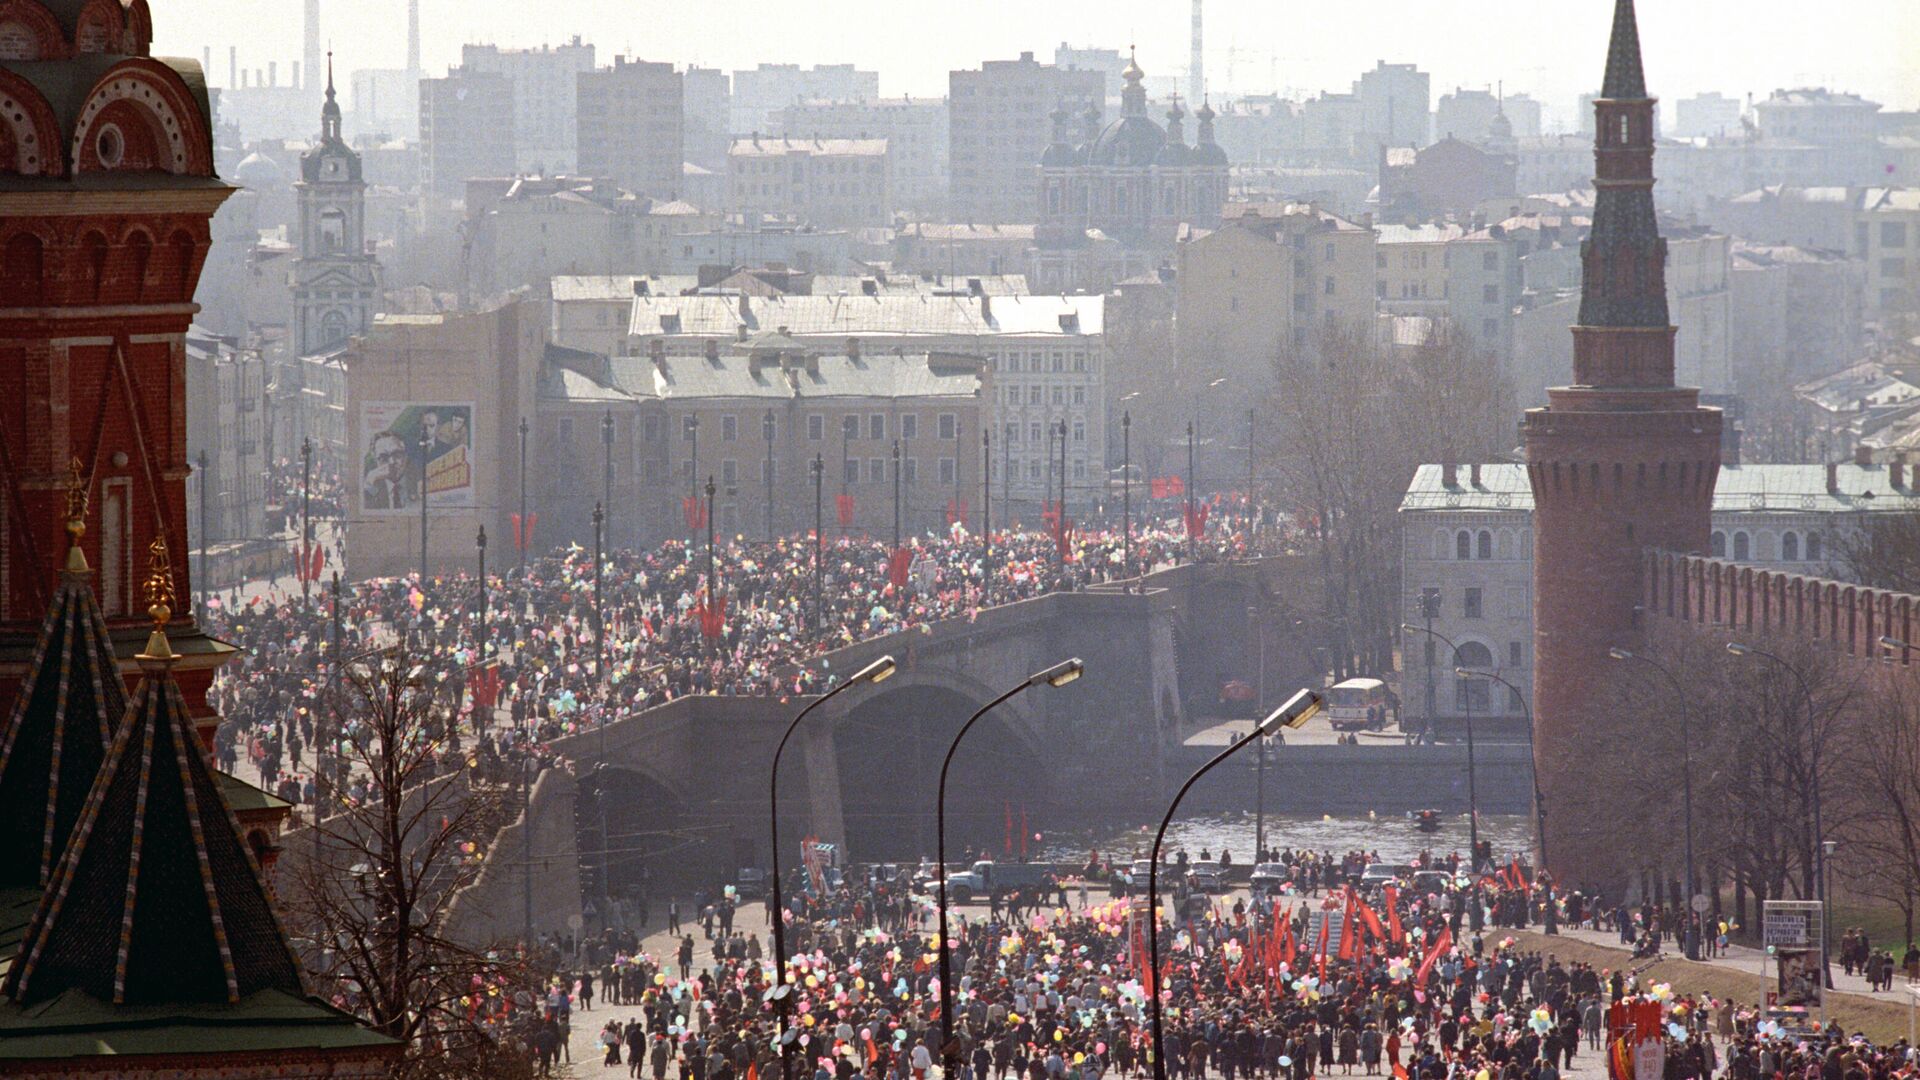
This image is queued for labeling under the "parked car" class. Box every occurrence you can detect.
[1249,862,1291,895]
[944,860,1056,904]
[1186,865,1228,894]
[733,867,768,900]
[1359,863,1413,888]
[1410,870,1456,896]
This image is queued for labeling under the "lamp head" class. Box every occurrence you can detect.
[1258,688,1323,734]
[854,656,898,684]
[1030,658,1085,688]
[1453,667,1479,678]
[1880,636,1908,651]
[1399,623,1417,634]
[1726,642,1753,657]
[1607,647,1633,661]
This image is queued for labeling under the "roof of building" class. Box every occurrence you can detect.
[1730,241,1854,268]
[1399,462,1920,515]
[1760,87,1880,109]
[551,275,703,302]
[1375,223,1468,245]
[604,350,981,403]
[1794,358,1920,413]
[628,293,1103,339]
[896,223,1037,241]
[729,136,888,157]
[1599,0,1648,100]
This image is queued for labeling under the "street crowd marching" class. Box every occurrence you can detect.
[504,850,1910,1080]
[205,499,1292,810]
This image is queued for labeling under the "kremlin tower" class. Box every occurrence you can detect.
[1523,0,1722,891]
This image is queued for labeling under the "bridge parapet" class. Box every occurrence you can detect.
[1642,550,1920,659]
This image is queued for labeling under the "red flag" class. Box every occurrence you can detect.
[1507,856,1528,890]
[1150,477,1169,500]
[1168,475,1185,497]
[1003,801,1013,855]
[946,498,968,528]
[310,543,324,582]
[511,512,523,551]
[1383,885,1405,944]
[1055,518,1074,558]
[683,496,707,531]
[886,547,911,588]
[1184,502,1211,539]
[1355,894,1387,946]
[1338,890,1360,961]
[526,512,537,550]
[1414,927,1452,989]
[835,492,856,527]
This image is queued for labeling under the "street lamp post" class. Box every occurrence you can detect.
[592,499,607,921]
[705,476,717,607]
[767,656,898,1076]
[1245,406,1255,546]
[892,440,902,551]
[764,410,776,544]
[982,429,992,607]
[418,427,431,583]
[476,526,488,662]
[1462,665,1549,875]
[811,454,824,631]
[937,659,1087,1078]
[1728,641,1830,987]
[602,411,614,545]
[1402,622,1479,867]
[1185,420,1197,563]
[1607,647,1694,955]
[1122,411,1133,582]
[1148,690,1323,1080]
[301,435,313,608]
[518,417,529,577]
[197,450,210,619]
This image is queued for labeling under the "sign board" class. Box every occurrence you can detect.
[358,402,476,514]
[1690,893,1712,915]
[1763,900,1825,1021]
[1763,903,1817,947]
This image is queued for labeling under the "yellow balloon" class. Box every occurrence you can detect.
[806,975,819,988]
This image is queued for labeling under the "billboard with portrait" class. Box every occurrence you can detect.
[359,402,475,514]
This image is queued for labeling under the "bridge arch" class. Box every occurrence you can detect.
[832,675,1050,863]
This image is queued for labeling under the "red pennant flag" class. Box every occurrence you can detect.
[1338,890,1360,961]
[886,547,911,588]
[835,492,856,528]
[1415,927,1452,989]
[946,498,968,528]
[1150,477,1168,500]
[683,496,708,531]
[310,543,324,582]
[511,512,523,551]
[1383,885,1404,944]
[526,512,537,550]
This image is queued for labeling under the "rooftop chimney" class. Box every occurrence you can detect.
[1855,444,1874,467]
[1442,463,1458,488]
[1469,463,1482,487]
[846,336,861,361]
[698,339,715,363]
[979,294,992,323]
[1827,461,1840,493]
[1892,459,1906,490]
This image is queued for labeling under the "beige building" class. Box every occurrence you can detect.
[772,98,948,214]
[577,57,685,199]
[343,299,544,579]
[465,177,717,297]
[948,52,1104,224]
[727,136,892,228]
[419,67,514,199]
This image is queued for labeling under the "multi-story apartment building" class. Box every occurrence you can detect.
[730,63,879,133]
[464,177,718,296]
[419,67,515,198]
[1674,92,1743,138]
[774,98,949,214]
[1397,461,1920,736]
[1754,87,1882,182]
[1435,88,1503,143]
[577,57,685,200]
[1355,61,1431,149]
[1708,185,1918,322]
[948,52,1103,225]
[683,66,732,173]
[728,136,892,228]
[460,39,596,174]
[185,327,268,546]
[566,293,1105,508]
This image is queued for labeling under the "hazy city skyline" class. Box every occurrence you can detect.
[170,0,1919,130]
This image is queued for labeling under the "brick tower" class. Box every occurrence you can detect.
[1523,0,1721,893]
[0,1,234,738]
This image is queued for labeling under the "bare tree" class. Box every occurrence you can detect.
[286,647,545,1080]
[1834,666,1920,945]
[1264,319,1514,677]
[1829,514,1920,595]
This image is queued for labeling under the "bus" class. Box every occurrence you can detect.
[1326,677,1388,731]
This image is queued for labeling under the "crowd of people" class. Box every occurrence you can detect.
[498,853,1909,1080]
[206,502,1293,811]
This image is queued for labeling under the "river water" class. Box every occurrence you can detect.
[1035,811,1536,866]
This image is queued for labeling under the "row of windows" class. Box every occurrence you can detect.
[1001,385,1088,406]
[1710,529,1823,562]
[1002,421,1086,443]
[987,458,1091,480]
[991,351,1092,373]
[643,412,960,443]
[670,456,969,485]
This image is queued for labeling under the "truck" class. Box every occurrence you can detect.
[943,860,1057,903]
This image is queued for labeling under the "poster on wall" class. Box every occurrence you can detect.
[359,402,475,513]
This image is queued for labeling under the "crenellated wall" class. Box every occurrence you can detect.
[1643,549,1920,658]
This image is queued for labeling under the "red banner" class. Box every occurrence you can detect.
[886,547,911,588]
[510,512,538,552]
[945,498,969,529]
[835,493,855,528]
[1414,927,1451,988]
[683,496,708,531]
[1184,502,1211,539]
[697,593,729,639]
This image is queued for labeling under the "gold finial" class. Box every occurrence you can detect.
[139,536,175,661]
[63,457,90,573]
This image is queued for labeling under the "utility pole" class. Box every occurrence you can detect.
[476,525,488,661]
[704,476,717,606]
[1246,406,1256,546]
[891,440,902,551]
[593,498,608,923]
[982,429,992,607]
[688,416,700,537]
[301,435,313,607]
[517,417,529,577]
[1186,420,1197,562]
[764,410,776,544]
[840,421,851,537]
[602,411,614,548]
[592,502,604,688]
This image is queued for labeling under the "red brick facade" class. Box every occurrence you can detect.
[1522,0,1722,893]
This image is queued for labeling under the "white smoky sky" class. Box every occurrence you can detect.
[165,0,1918,127]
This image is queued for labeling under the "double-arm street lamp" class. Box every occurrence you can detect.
[1606,647,1697,957]
[765,655,898,1076]
[936,659,1086,1076]
[1148,689,1322,1080]
[1402,622,1480,866]
[1456,665,1548,874]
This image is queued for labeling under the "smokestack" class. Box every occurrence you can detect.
[1189,0,1204,109]
[228,46,236,88]
[407,0,421,77]
[292,61,301,90]
[304,0,321,91]
[268,61,277,87]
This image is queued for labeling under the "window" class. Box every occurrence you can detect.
[1807,532,1823,561]
[1230,296,1239,311]
[1509,642,1523,667]
[1028,386,1042,404]
[682,460,695,483]
[1884,222,1909,249]
[939,457,956,484]
[1029,422,1042,443]
[1482,251,1498,270]
[1072,387,1086,405]
[1377,281,1386,299]
[682,416,697,441]
[1072,421,1086,443]
[1710,531,1726,557]
[1482,284,1499,303]
[938,413,957,440]
[1051,387,1065,405]
[868,414,885,440]
[808,414,824,440]
[844,458,859,484]
[1883,259,1907,280]
[1733,531,1751,561]
[761,459,774,484]
[1005,422,1018,443]
[903,458,918,485]
[901,414,919,440]
[1324,277,1335,295]
[1477,531,1493,559]
[721,415,738,442]
[1783,531,1799,561]
[1073,352,1088,372]
[722,459,737,484]
[840,415,857,439]
[1325,242,1336,262]
[1463,587,1483,619]
[1453,642,1493,711]
[1376,252,1387,269]
[868,458,885,482]
[1456,530,1472,560]
[644,415,661,442]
